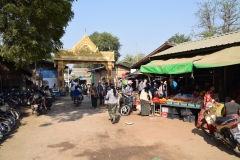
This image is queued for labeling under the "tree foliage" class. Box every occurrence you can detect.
[89,32,122,62]
[0,0,76,68]
[167,33,191,44]
[118,53,145,67]
[194,0,240,37]
[219,0,240,33]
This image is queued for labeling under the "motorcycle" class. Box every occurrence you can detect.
[117,89,136,116]
[19,91,29,106]
[201,102,240,157]
[29,93,44,116]
[74,96,82,107]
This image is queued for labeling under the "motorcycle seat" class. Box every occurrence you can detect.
[215,117,237,125]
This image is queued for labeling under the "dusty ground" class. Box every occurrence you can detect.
[0,96,239,160]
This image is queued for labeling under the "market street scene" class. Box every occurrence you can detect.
[1,0,240,160]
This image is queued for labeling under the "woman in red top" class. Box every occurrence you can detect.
[196,86,215,128]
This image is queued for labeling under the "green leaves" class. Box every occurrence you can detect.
[167,33,191,44]
[118,53,145,67]
[89,32,122,62]
[0,0,76,68]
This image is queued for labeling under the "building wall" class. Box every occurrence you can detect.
[92,65,130,86]
[0,58,32,91]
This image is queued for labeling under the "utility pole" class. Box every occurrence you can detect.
[136,43,138,62]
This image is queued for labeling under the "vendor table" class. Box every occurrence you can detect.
[153,103,202,116]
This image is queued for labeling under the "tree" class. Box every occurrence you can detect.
[89,32,122,62]
[0,0,75,68]
[194,0,240,37]
[167,33,191,44]
[218,0,240,33]
[118,53,145,67]
[195,0,218,37]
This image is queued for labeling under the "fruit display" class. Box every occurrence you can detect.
[159,98,167,104]
[165,93,204,106]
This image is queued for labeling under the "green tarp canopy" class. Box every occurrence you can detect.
[193,46,240,68]
[140,56,203,74]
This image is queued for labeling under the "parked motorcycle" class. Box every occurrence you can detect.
[201,102,240,157]
[19,91,29,106]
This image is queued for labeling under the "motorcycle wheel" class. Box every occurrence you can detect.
[120,105,130,116]
[0,131,3,140]
[36,111,40,116]
[22,99,28,106]
[200,121,212,137]
[229,132,240,157]
[1,121,11,136]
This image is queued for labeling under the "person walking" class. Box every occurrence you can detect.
[106,85,118,124]
[97,82,104,106]
[90,83,98,109]
[140,84,152,116]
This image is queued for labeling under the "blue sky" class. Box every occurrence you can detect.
[61,0,200,61]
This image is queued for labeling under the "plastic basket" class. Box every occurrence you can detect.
[161,112,168,118]
[187,103,195,107]
[195,103,203,108]
[162,107,169,113]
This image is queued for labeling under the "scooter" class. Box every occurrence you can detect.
[74,96,82,107]
[201,102,240,157]
[30,94,44,116]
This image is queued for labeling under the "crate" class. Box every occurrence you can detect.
[172,102,180,105]
[161,107,169,113]
[195,103,203,108]
[179,102,188,106]
[161,112,168,118]
[166,101,173,105]
[187,103,195,107]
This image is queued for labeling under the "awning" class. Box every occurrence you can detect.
[193,46,240,68]
[140,56,203,74]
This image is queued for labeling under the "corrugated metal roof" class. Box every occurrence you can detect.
[151,30,240,58]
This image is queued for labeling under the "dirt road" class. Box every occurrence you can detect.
[0,96,239,160]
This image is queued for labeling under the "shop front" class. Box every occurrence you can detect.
[140,35,240,122]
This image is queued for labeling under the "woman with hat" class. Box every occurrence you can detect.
[140,84,152,116]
